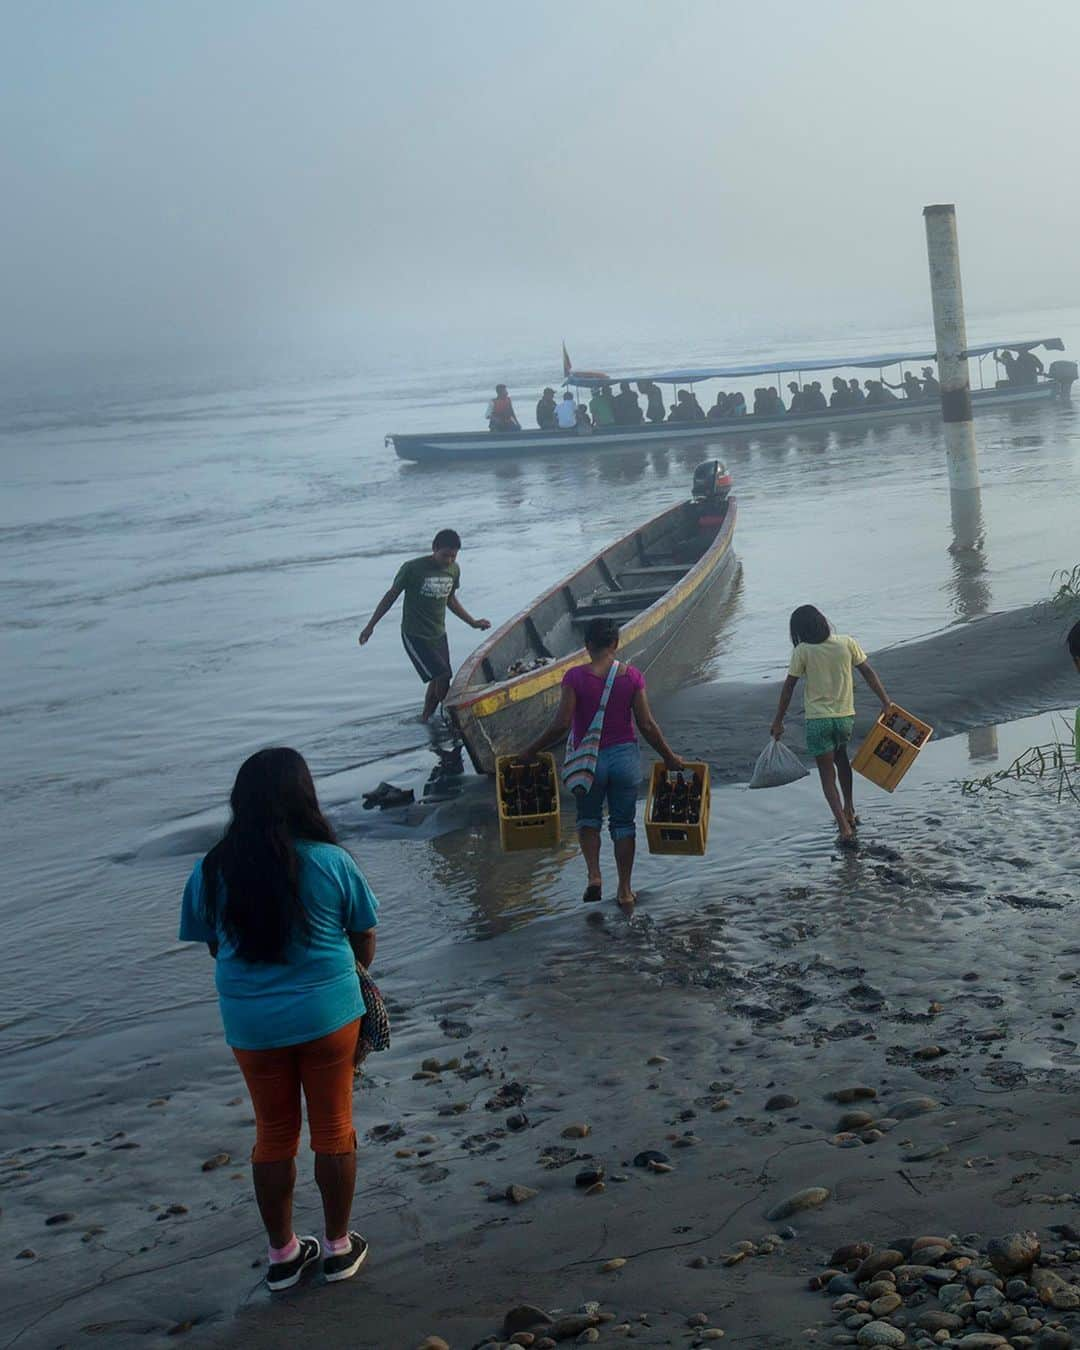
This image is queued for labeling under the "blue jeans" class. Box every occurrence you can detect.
[574,742,641,841]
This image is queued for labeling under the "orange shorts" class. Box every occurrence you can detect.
[232,1019,360,1163]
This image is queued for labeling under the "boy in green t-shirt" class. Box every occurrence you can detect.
[359,529,490,721]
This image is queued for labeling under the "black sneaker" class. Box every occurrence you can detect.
[266,1235,321,1292]
[323,1232,369,1283]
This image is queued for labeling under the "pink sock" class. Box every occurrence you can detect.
[324,1233,351,1255]
[268,1234,300,1265]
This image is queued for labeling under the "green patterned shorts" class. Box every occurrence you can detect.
[805,715,855,758]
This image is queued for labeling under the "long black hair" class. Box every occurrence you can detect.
[789,605,831,646]
[201,747,337,963]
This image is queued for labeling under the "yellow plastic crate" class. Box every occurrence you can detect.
[852,703,934,792]
[645,761,710,856]
[495,753,561,852]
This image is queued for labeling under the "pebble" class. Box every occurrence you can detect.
[687,1255,709,1269]
[576,1166,604,1188]
[890,1096,942,1119]
[647,1055,669,1065]
[549,1315,599,1339]
[561,1123,591,1139]
[16,1248,36,1259]
[44,1212,75,1226]
[952,1336,1010,1348]
[869,1294,902,1316]
[902,1143,950,1162]
[503,1307,553,1337]
[648,1160,674,1174]
[913,1045,946,1059]
[987,1231,1041,1276]
[829,1086,877,1104]
[687,1314,708,1327]
[697,1333,725,1342]
[855,1323,905,1347]
[510,1338,536,1348]
[600,1258,627,1272]
[837,1111,876,1130]
[766,1186,830,1221]
[854,1250,904,1281]
[765,1094,799,1111]
[577,1331,599,1344]
[506,1184,538,1204]
[831,1242,874,1266]
[917,1311,965,1333]
[200,1152,230,1172]
[710,1098,732,1111]
[417,1339,450,1350]
[1036,1332,1073,1349]
[633,1149,669,1168]
[939,1284,972,1309]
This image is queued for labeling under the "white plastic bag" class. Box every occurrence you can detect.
[748,738,811,789]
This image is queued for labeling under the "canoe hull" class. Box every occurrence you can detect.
[446,498,738,774]
[390,383,1058,463]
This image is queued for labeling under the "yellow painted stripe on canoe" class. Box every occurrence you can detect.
[464,528,730,722]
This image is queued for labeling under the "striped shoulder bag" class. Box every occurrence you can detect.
[561,660,621,795]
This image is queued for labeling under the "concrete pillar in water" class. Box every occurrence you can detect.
[924,202,985,573]
[923,203,980,495]
[923,205,995,761]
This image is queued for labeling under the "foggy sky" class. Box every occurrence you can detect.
[3,0,1078,365]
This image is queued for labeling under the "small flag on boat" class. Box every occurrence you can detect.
[562,341,572,378]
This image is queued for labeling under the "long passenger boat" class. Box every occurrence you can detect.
[445,461,737,774]
[389,338,1073,465]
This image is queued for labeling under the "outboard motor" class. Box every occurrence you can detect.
[692,459,732,532]
[1048,359,1078,399]
[691,459,732,502]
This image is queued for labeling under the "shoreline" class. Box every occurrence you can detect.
[4,705,1079,1348]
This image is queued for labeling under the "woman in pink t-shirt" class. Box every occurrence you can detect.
[520,618,685,907]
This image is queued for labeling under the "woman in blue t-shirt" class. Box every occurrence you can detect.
[179,748,379,1292]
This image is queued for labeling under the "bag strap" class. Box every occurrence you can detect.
[596,659,620,718]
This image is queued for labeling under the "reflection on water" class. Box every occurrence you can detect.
[948,485,991,621]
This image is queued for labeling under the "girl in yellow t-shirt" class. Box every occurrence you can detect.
[770,605,891,845]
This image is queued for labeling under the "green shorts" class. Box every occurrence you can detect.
[805,715,855,758]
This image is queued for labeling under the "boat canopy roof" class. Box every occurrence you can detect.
[565,337,1065,388]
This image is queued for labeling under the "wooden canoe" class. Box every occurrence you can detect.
[445,483,738,774]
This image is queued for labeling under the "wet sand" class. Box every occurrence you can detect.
[4,698,1079,1349]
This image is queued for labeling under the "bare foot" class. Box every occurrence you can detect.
[844,806,859,829]
[616,890,637,908]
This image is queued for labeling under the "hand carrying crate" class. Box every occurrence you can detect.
[495,753,561,851]
[645,761,710,855]
[852,703,933,792]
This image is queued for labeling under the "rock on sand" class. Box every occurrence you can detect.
[765,1187,830,1221]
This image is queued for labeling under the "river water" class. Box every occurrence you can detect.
[2,308,1079,1087]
